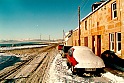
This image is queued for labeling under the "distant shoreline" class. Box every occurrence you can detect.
[0,41,49,47]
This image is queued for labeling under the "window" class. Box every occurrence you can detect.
[85,20,87,30]
[112,2,117,19]
[110,33,114,51]
[116,32,121,53]
[68,48,75,56]
[68,49,73,56]
[89,19,92,29]
[97,22,99,28]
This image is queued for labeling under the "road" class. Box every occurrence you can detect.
[0,44,58,83]
[0,44,124,83]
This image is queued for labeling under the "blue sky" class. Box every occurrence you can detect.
[0,0,101,40]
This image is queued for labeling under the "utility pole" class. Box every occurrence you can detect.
[49,35,50,42]
[78,6,81,46]
[40,34,41,40]
[63,29,65,41]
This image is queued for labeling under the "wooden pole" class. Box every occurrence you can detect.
[78,6,81,46]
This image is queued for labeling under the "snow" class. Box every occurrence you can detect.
[102,72,124,83]
[72,46,105,68]
[44,53,116,83]
[1,50,124,82]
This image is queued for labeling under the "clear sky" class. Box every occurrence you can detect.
[0,0,101,40]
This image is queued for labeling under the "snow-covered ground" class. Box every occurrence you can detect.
[44,54,124,83]
[102,72,124,83]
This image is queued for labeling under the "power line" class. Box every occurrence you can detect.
[66,0,90,30]
[80,0,90,10]
[70,0,90,25]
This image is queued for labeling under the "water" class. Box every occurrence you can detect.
[0,41,45,47]
[0,41,47,70]
[0,54,21,70]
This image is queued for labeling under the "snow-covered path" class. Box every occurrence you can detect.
[45,54,124,83]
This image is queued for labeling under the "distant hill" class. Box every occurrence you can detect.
[0,40,20,44]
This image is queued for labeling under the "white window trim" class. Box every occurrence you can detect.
[110,33,114,51]
[112,2,117,19]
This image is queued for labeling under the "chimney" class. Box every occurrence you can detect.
[92,0,105,11]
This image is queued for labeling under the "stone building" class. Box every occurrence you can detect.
[71,0,124,58]
[64,30,73,46]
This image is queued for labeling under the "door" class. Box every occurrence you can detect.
[92,36,95,53]
[84,37,88,47]
[97,35,101,56]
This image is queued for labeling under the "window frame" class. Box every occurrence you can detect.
[116,32,121,53]
[112,1,117,19]
[110,33,114,51]
[85,20,87,30]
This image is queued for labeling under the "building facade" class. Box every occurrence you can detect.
[71,0,124,58]
[64,30,73,46]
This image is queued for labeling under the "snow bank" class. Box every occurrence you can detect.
[102,72,124,83]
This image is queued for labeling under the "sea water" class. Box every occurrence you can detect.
[0,41,47,70]
[0,53,21,70]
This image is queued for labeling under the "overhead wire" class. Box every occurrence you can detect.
[66,0,90,30]
[80,0,90,18]
[80,0,90,9]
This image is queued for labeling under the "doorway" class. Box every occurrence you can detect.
[84,37,88,47]
[97,35,101,56]
[92,36,95,53]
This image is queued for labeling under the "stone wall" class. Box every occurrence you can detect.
[71,0,124,58]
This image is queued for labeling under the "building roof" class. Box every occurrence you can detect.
[72,0,110,33]
[81,0,110,22]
